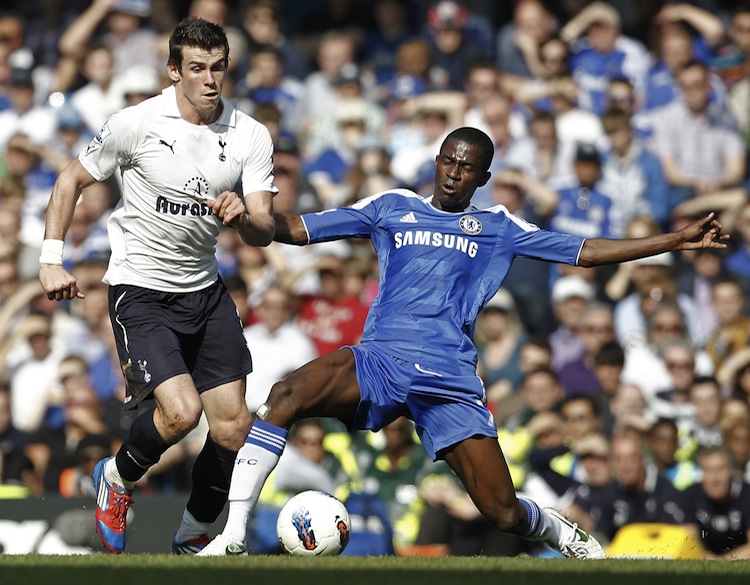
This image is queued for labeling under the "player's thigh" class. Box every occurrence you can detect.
[442,435,518,517]
[200,377,251,446]
[264,348,361,425]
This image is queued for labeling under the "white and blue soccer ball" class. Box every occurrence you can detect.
[276,490,351,556]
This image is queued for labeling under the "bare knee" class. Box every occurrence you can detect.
[156,398,202,440]
[211,409,251,450]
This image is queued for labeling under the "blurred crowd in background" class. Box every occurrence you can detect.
[3,0,750,557]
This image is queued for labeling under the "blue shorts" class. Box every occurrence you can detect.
[348,343,497,460]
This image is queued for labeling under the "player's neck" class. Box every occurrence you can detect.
[177,97,224,126]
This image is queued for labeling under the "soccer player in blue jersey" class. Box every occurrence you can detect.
[199,126,728,557]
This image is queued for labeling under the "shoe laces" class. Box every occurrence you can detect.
[110,491,133,531]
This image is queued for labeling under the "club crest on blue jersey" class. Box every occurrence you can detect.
[459,215,482,235]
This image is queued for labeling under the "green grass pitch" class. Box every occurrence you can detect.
[2,555,750,585]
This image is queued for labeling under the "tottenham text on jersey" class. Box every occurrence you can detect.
[393,230,479,258]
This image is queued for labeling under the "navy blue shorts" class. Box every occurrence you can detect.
[348,343,497,460]
[108,280,252,406]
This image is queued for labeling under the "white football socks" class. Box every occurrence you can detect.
[105,457,136,491]
[222,420,288,543]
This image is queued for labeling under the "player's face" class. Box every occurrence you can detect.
[432,139,490,212]
[169,45,228,123]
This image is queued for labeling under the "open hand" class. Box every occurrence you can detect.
[677,212,729,250]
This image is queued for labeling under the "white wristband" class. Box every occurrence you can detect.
[39,239,64,265]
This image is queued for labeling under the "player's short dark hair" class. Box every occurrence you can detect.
[168,17,229,71]
[442,126,494,173]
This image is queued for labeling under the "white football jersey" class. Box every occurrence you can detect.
[79,85,277,292]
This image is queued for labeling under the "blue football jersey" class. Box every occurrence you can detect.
[302,189,584,375]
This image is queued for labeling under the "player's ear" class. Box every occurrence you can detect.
[479,171,491,187]
[167,62,181,83]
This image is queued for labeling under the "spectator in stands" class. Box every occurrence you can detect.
[612,253,701,346]
[649,338,699,424]
[462,58,501,136]
[25,373,109,493]
[496,0,557,92]
[423,0,492,91]
[188,0,247,75]
[558,303,615,395]
[0,383,31,493]
[7,314,64,434]
[293,254,369,357]
[504,110,573,185]
[305,92,385,207]
[389,93,454,190]
[548,275,594,371]
[561,2,649,116]
[236,45,304,136]
[70,44,125,136]
[712,6,750,90]
[652,60,746,211]
[343,134,398,203]
[358,416,432,549]
[646,417,699,490]
[58,432,112,497]
[621,300,713,408]
[723,417,750,481]
[483,170,558,332]
[240,0,309,82]
[683,446,750,559]
[504,366,565,430]
[475,288,528,407]
[58,0,160,79]
[298,30,356,156]
[546,73,604,148]
[0,67,57,149]
[609,381,649,436]
[560,432,611,534]
[243,285,316,414]
[600,108,670,231]
[644,5,724,112]
[548,143,618,240]
[362,0,417,87]
[575,432,685,542]
[680,376,724,456]
[704,276,750,371]
[590,341,625,430]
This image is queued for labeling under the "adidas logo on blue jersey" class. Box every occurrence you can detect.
[399,212,418,223]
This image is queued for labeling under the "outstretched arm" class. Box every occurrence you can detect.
[578,212,728,267]
[273,213,309,245]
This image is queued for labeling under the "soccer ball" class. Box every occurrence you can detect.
[276,490,351,556]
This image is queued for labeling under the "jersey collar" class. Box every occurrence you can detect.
[160,84,238,128]
[425,194,477,214]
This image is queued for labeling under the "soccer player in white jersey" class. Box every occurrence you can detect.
[198,126,729,558]
[39,18,277,554]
